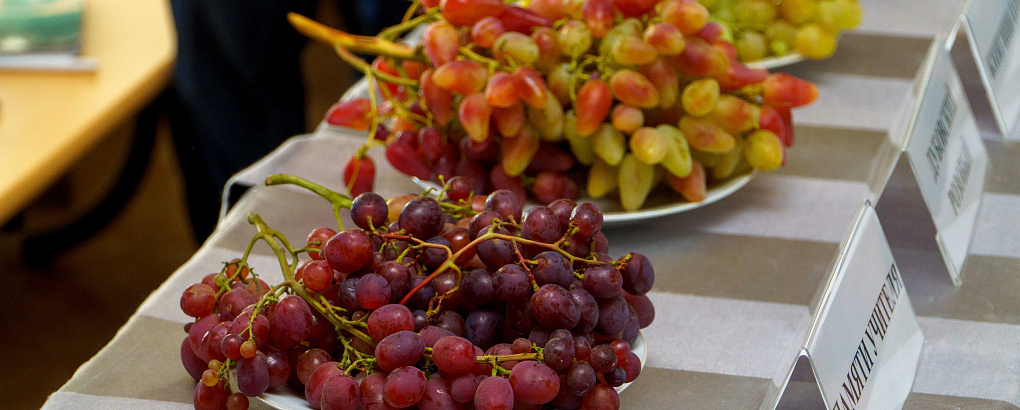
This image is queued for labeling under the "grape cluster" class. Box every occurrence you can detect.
[179,174,656,410]
[705,0,863,61]
[294,0,818,212]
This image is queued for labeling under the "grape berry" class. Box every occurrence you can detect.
[297,0,818,211]
[179,175,655,410]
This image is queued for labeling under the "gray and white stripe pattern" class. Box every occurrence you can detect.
[44,1,1020,408]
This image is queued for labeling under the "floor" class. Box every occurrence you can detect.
[0,3,353,408]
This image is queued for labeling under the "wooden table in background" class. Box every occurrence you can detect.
[0,0,176,224]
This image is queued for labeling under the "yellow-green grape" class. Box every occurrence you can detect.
[644,23,686,56]
[629,127,669,165]
[765,20,798,44]
[681,78,720,117]
[565,0,585,19]
[711,94,761,135]
[564,113,596,166]
[839,0,864,28]
[612,36,659,66]
[501,123,542,176]
[618,154,657,211]
[609,69,660,108]
[656,124,693,178]
[736,31,768,61]
[547,63,573,107]
[712,143,744,179]
[734,0,777,25]
[593,123,626,166]
[716,19,736,44]
[697,0,721,10]
[611,105,644,134]
[780,0,819,25]
[598,18,643,58]
[640,59,680,109]
[770,40,790,56]
[667,160,707,202]
[795,23,837,59]
[745,129,785,171]
[818,0,863,31]
[712,0,735,21]
[715,0,858,62]
[526,90,564,142]
[679,115,737,154]
[692,149,722,168]
[557,20,593,58]
[493,32,540,65]
[765,20,797,56]
[587,158,618,198]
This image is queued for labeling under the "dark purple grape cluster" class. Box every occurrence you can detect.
[180,177,656,410]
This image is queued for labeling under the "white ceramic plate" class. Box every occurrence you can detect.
[254,332,647,409]
[745,53,807,70]
[415,171,754,228]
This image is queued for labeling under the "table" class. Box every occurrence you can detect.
[0,0,176,225]
[43,1,1020,408]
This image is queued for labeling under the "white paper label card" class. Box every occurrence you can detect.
[904,44,988,281]
[807,204,924,410]
[960,0,1020,138]
[763,203,925,410]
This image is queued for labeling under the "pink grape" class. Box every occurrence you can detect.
[270,295,313,350]
[472,17,506,49]
[320,374,360,410]
[508,361,559,404]
[384,366,427,408]
[474,376,514,410]
[375,331,425,372]
[305,362,343,410]
[433,336,477,374]
[367,304,415,342]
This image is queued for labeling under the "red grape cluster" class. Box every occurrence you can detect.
[180,174,656,410]
[292,0,817,212]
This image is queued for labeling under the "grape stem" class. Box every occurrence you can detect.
[427,282,461,317]
[379,232,467,315]
[381,233,456,262]
[475,352,541,363]
[459,46,511,73]
[216,358,233,383]
[331,43,420,90]
[371,66,428,123]
[511,240,541,292]
[398,230,605,305]
[490,233,604,265]
[398,0,423,26]
[363,70,382,145]
[345,357,376,376]
[288,13,422,62]
[265,174,353,231]
[245,213,378,349]
[244,283,286,342]
[214,259,249,297]
[437,200,478,218]
[397,230,497,305]
[383,2,440,40]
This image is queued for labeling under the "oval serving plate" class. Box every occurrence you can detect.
[745,52,808,70]
[414,171,754,229]
[254,332,647,409]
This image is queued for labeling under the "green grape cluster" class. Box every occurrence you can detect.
[703,0,863,61]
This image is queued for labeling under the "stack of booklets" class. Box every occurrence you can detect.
[0,0,96,71]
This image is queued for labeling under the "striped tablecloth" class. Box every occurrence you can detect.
[44,1,1020,408]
